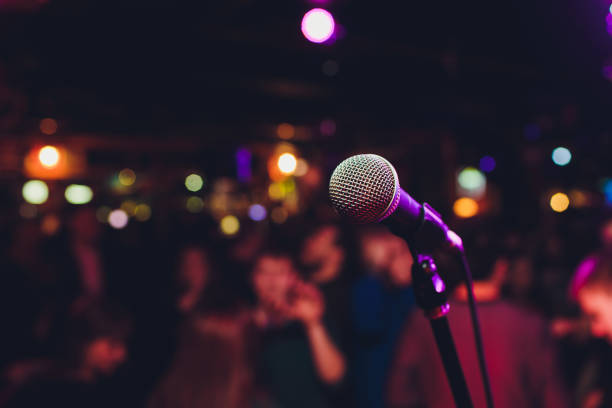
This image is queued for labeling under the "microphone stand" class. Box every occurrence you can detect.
[411,253,474,408]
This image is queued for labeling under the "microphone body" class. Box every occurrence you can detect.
[328,154,462,253]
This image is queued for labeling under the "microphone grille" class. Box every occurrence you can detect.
[328,154,400,223]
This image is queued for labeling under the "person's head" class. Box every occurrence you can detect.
[251,250,298,307]
[570,254,612,343]
[300,224,346,283]
[178,246,210,294]
[359,226,407,274]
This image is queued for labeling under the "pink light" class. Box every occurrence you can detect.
[301,8,335,44]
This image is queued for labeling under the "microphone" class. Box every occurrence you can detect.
[328,154,463,253]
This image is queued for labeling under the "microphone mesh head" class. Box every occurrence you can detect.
[328,154,400,223]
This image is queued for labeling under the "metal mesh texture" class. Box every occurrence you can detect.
[328,154,400,223]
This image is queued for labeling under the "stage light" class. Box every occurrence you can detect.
[248,204,267,221]
[185,174,204,192]
[38,146,60,168]
[278,153,297,175]
[134,204,152,221]
[39,118,58,135]
[569,190,589,208]
[65,184,93,205]
[96,206,111,223]
[301,8,335,43]
[479,156,496,173]
[236,147,252,182]
[186,196,204,213]
[453,197,479,218]
[277,123,295,140]
[550,192,570,213]
[271,207,288,224]
[118,169,136,186]
[552,147,571,166]
[41,214,60,235]
[220,215,240,235]
[108,209,129,229]
[22,180,49,204]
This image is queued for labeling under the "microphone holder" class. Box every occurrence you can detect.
[411,253,474,408]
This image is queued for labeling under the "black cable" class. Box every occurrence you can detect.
[459,251,495,408]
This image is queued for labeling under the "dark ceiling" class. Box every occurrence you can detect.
[0,0,610,143]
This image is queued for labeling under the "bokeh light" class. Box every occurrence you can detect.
[41,214,61,235]
[19,203,37,219]
[120,200,137,215]
[185,174,204,192]
[134,204,152,221]
[248,204,267,221]
[602,179,612,205]
[268,182,287,200]
[108,209,129,229]
[271,207,288,224]
[220,215,240,235]
[96,206,112,223]
[453,197,479,218]
[186,196,204,213]
[38,145,60,168]
[277,153,297,175]
[301,8,335,43]
[22,180,49,204]
[276,123,295,140]
[479,156,496,173]
[550,192,570,213]
[552,147,572,166]
[295,159,309,177]
[118,168,136,186]
[457,167,486,198]
[39,118,58,135]
[65,184,93,205]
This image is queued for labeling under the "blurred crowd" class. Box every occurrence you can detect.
[2,205,612,408]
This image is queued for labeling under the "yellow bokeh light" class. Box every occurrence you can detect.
[38,146,60,168]
[220,215,240,235]
[120,200,137,215]
[22,180,49,205]
[118,168,136,186]
[186,196,204,213]
[453,197,479,218]
[277,153,297,175]
[185,173,204,192]
[65,184,93,205]
[268,182,286,200]
[276,123,295,140]
[550,192,570,213]
[39,118,58,135]
[134,204,152,221]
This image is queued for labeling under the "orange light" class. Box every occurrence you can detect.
[276,123,295,140]
[38,145,60,168]
[550,192,570,213]
[453,197,479,218]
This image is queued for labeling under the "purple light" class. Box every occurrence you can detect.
[320,118,336,136]
[433,275,446,293]
[479,155,496,173]
[301,8,335,44]
[248,204,267,221]
[236,147,252,182]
